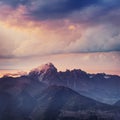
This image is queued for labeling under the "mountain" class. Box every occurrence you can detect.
[29,63,120,104]
[0,76,115,120]
[0,76,48,120]
[29,63,58,85]
[0,63,120,120]
[31,85,115,120]
[114,100,120,107]
[1,77,120,119]
[0,76,47,96]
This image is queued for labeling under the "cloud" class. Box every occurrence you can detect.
[0,19,120,59]
[0,0,120,58]
[26,0,99,20]
[0,52,120,76]
[0,0,120,76]
[17,0,120,26]
[12,24,120,57]
[65,24,120,53]
[0,0,30,7]
[0,25,15,58]
[69,1,120,26]
[0,0,120,25]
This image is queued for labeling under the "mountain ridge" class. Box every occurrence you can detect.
[1,63,120,104]
[0,63,120,119]
[28,63,120,104]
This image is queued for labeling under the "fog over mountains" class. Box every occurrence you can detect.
[0,63,120,120]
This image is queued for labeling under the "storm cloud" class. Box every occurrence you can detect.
[0,0,119,22]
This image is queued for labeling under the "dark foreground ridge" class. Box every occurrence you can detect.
[0,63,120,120]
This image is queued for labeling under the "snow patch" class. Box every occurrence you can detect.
[89,75,93,78]
[104,76,111,79]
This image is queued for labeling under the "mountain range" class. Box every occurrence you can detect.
[29,63,120,104]
[0,63,120,120]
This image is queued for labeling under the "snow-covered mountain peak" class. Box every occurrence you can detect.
[30,63,57,75]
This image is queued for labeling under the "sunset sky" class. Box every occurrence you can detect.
[0,0,120,77]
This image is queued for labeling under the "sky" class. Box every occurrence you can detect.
[0,0,120,77]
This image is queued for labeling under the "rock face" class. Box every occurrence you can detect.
[29,63,58,84]
[29,63,120,104]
